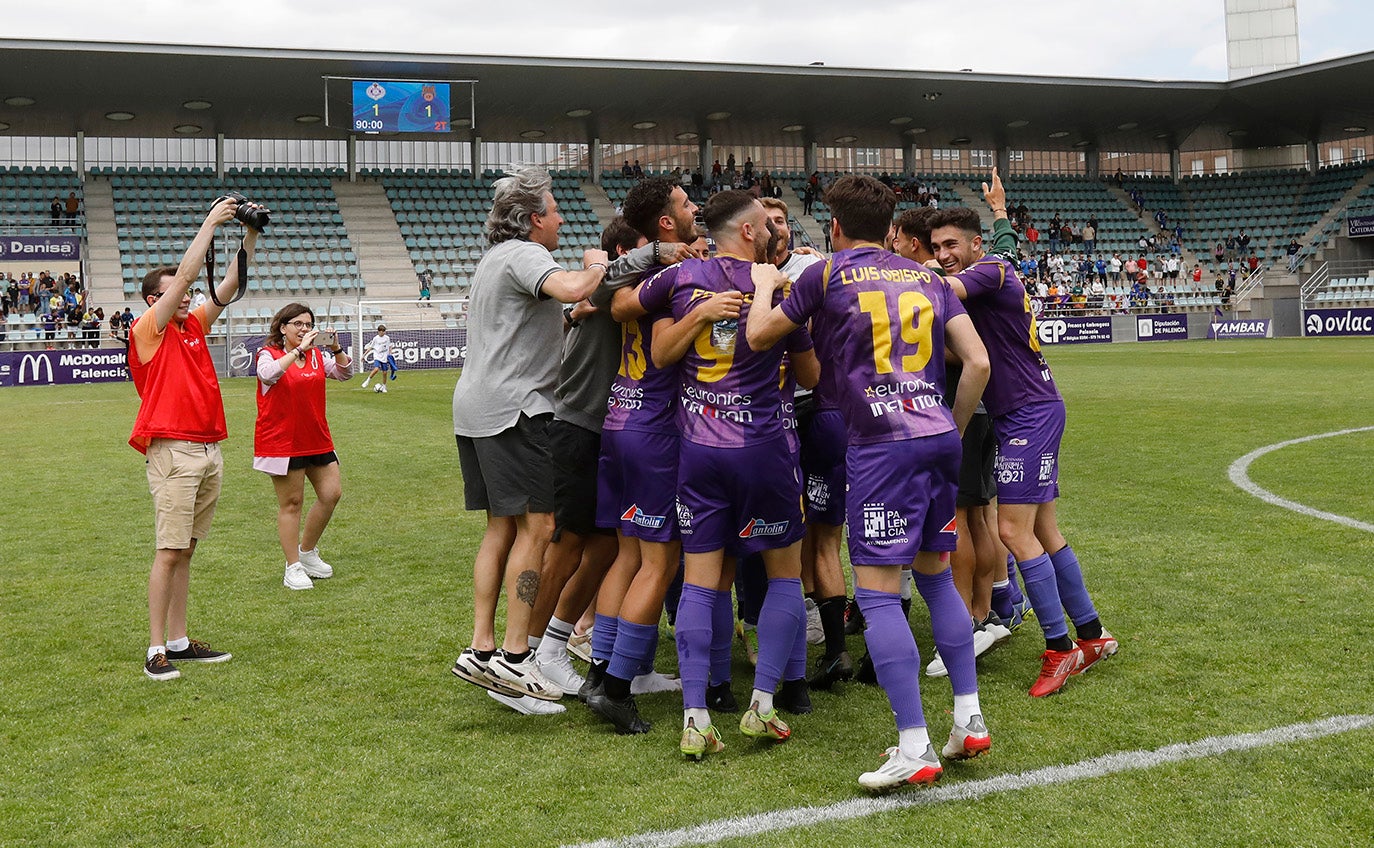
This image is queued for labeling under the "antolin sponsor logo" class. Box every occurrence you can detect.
[738,518,790,538]
[620,505,666,530]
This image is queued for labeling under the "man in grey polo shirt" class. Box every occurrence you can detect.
[449,167,609,715]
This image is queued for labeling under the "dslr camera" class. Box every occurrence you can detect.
[212,191,271,231]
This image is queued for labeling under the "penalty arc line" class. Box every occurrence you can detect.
[1228,426,1374,534]
[563,715,1374,848]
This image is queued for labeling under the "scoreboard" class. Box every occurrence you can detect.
[351,80,451,133]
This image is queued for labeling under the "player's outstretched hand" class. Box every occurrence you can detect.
[698,290,744,323]
[660,242,703,264]
[793,246,825,257]
[982,167,1005,213]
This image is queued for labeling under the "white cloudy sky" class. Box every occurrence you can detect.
[3,0,1373,80]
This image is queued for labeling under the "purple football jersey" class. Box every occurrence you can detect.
[671,256,812,448]
[603,264,680,434]
[946,256,1060,418]
[782,246,964,445]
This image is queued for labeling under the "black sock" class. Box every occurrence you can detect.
[1076,617,1103,641]
[1047,635,1075,653]
[603,672,632,701]
[818,596,847,655]
[502,649,530,664]
[474,649,495,662]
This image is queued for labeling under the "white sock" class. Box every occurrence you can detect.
[148,645,166,660]
[543,615,575,647]
[167,637,189,652]
[684,708,711,729]
[953,693,982,726]
[900,569,914,600]
[898,725,932,759]
[750,688,774,715]
[527,635,543,651]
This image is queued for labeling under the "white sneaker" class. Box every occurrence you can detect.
[858,744,943,791]
[567,629,593,663]
[361,378,370,388]
[283,562,313,590]
[925,650,947,678]
[805,597,824,645]
[379,384,388,393]
[535,648,586,696]
[942,714,991,760]
[298,547,333,579]
[488,651,563,701]
[631,670,682,694]
[928,625,1000,677]
[486,688,567,715]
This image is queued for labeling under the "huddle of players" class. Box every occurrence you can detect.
[461,172,1120,792]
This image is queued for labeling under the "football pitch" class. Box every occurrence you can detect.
[1,337,1372,847]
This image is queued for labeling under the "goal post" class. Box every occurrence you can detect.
[353,297,471,372]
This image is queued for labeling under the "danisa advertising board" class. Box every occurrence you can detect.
[1036,315,1113,345]
[1303,308,1374,337]
[0,235,81,261]
[0,349,128,387]
[1135,314,1189,342]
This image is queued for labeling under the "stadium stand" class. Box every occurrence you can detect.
[0,166,85,234]
[98,166,362,305]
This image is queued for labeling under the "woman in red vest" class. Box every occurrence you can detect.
[254,303,354,590]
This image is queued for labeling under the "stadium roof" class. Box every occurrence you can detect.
[4,38,1374,154]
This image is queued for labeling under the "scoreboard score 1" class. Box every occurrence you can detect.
[351,81,451,133]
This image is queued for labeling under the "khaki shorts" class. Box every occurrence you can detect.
[146,439,223,549]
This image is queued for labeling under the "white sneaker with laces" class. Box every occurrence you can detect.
[567,630,593,663]
[283,562,313,590]
[925,650,947,678]
[298,547,333,579]
[805,597,824,645]
[488,651,563,701]
[858,743,943,791]
[361,378,370,388]
[486,689,567,715]
[631,670,682,694]
[535,649,586,696]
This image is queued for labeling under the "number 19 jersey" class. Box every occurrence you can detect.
[782,246,965,445]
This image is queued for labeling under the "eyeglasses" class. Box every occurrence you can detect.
[287,320,315,330]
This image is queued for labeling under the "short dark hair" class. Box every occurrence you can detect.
[601,216,642,256]
[140,266,179,299]
[702,189,758,236]
[928,207,984,238]
[894,207,937,250]
[824,176,896,243]
[621,178,677,241]
[267,302,314,349]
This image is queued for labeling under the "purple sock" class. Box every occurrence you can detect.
[608,620,658,682]
[637,627,661,676]
[785,591,809,681]
[915,569,978,697]
[1007,567,1026,607]
[1017,553,1069,642]
[592,613,619,663]
[854,587,926,730]
[675,583,715,709]
[753,577,803,695]
[1048,545,1099,629]
[710,588,734,686]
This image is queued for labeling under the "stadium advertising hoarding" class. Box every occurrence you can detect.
[1302,307,1374,337]
[1208,318,1271,339]
[227,330,465,377]
[227,333,358,377]
[0,349,127,387]
[1036,315,1112,345]
[0,235,81,261]
[1347,214,1374,239]
[1135,314,1189,342]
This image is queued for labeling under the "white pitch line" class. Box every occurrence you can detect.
[1228,427,1374,533]
[563,715,1374,848]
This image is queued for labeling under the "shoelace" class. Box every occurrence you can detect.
[186,639,209,653]
[150,654,172,669]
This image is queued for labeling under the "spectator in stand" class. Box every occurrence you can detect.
[1173,223,1184,243]
[121,306,135,329]
[1238,231,1251,256]
[622,161,633,177]
[1123,257,1138,286]
[1048,217,1061,253]
[1109,253,1122,283]
[50,197,62,226]
[1287,238,1302,272]
[743,157,754,179]
[1225,234,1238,261]
[254,303,354,591]
[713,160,723,179]
[110,308,128,346]
[1082,222,1096,255]
[1192,264,1203,286]
[65,192,80,223]
[1089,276,1105,313]
[189,287,208,311]
[1094,255,1107,284]
[632,160,644,179]
[802,182,816,216]
[0,307,7,343]
[1025,223,1039,250]
[41,308,58,346]
[1214,241,1226,265]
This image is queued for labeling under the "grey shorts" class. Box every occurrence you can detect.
[456,413,555,517]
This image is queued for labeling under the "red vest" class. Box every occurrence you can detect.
[254,346,335,457]
[128,311,227,453]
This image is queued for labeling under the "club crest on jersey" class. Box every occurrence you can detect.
[739,517,789,538]
[621,505,666,530]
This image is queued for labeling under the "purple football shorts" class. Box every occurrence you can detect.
[845,430,961,565]
[991,399,1064,505]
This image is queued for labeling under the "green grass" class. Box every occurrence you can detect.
[2,338,1373,847]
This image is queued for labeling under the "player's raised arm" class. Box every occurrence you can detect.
[744,263,801,351]
[649,290,744,369]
